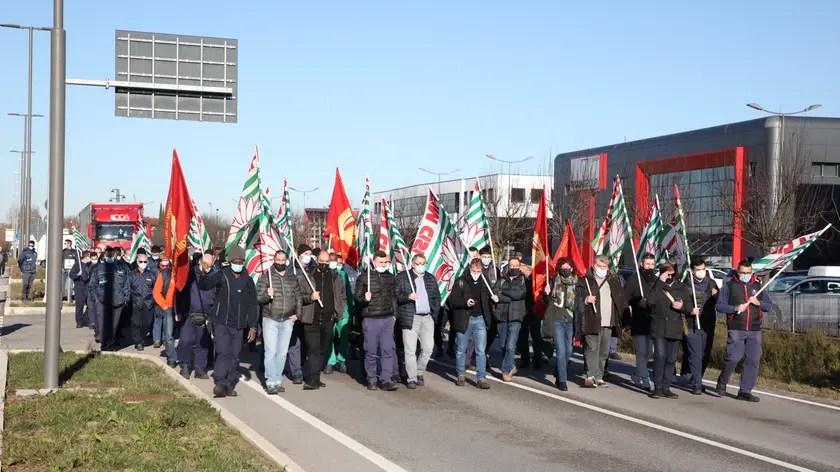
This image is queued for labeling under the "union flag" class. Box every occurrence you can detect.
[532,185,550,319]
[550,219,586,277]
[163,150,195,290]
[324,168,358,268]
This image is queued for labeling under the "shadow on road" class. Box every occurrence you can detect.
[1,323,32,337]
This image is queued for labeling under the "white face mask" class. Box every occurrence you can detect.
[375,265,388,273]
[694,269,706,280]
[471,272,481,281]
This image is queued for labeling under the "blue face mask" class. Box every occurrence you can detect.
[329,262,338,270]
[300,255,312,265]
[481,258,491,267]
[105,257,115,264]
[89,259,98,265]
[152,255,160,260]
[415,264,427,275]
[739,274,752,284]
[137,262,148,270]
[595,268,608,278]
[231,263,244,273]
[375,265,388,273]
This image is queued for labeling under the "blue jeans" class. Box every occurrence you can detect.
[496,321,521,375]
[153,318,163,342]
[633,335,653,381]
[652,337,680,390]
[159,307,178,363]
[263,318,295,387]
[552,318,574,382]
[456,316,487,380]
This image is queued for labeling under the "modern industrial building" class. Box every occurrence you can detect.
[554,116,840,269]
[373,174,553,255]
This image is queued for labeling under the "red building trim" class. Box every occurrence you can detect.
[633,147,748,268]
[577,153,608,268]
[598,153,608,190]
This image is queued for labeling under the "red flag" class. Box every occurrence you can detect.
[324,168,358,268]
[163,150,195,291]
[532,185,550,319]
[550,219,586,277]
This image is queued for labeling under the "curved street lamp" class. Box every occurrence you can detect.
[419,167,460,196]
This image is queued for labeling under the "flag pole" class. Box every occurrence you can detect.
[476,178,500,279]
[544,185,550,289]
[674,184,699,329]
[619,179,645,297]
[753,223,832,300]
[281,233,322,307]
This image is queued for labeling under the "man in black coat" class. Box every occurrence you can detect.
[492,257,527,382]
[645,262,696,399]
[129,253,157,350]
[396,254,441,389]
[199,246,258,398]
[681,259,719,394]
[449,258,498,389]
[625,253,658,390]
[69,251,93,328]
[18,241,37,301]
[354,251,400,391]
[61,239,78,301]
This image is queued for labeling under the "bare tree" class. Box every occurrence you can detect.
[63,215,80,230]
[716,134,834,254]
[200,211,229,249]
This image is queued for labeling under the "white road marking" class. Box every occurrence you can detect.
[240,379,409,472]
[569,352,840,412]
[431,359,816,472]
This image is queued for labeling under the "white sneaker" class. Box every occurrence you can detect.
[595,379,609,388]
[631,374,642,387]
[642,378,651,390]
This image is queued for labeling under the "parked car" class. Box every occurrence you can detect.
[765,276,840,336]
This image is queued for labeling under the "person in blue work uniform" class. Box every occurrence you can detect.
[69,251,93,329]
[94,247,130,351]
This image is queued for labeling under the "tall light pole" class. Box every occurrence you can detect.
[7,112,44,242]
[42,0,66,390]
[3,24,50,246]
[418,168,460,197]
[485,154,533,202]
[746,103,821,216]
[289,187,319,212]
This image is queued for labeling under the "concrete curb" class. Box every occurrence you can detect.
[2,349,305,472]
[3,305,74,316]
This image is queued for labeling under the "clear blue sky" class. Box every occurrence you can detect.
[1,0,838,221]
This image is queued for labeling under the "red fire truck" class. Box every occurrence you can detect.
[78,202,152,250]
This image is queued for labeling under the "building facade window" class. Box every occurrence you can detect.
[511,188,526,203]
[813,162,839,177]
[530,188,543,204]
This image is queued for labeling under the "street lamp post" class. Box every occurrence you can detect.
[289,187,319,213]
[418,167,460,198]
[7,112,44,242]
[746,103,822,217]
[485,154,533,203]
[3,23,51,246]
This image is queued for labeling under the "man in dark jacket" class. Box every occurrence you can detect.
[18,241,37,301]
[0,247,7,277]
[285,244,315,385]
[715,260,772,402]
[84,254,101,340]
[646,262,695,399]
[179,254,216,380]
[61,239,78,301]
[129,253,157,351]
[298,250,346,390]
[493,257,526,382]
[148,245,163,273]
[575,255,626,388]
[396,254,441,389]
[625,253,658,390]
[256,250,302,393]
[681,259,719,394]
[355,251,399,391]
[69,251,92,328]
[94,247,130,350]
[326,252,354,374]
[449,258,497,389]
[200,246,258,398]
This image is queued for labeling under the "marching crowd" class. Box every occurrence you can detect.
[56,239,772,402]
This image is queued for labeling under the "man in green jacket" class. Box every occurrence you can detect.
[325,252,354,374]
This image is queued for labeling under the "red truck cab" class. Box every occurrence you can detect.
[78,202,152,250]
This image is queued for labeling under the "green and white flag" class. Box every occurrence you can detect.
[71,225,89,251]
[462,178,492,252]
[603,175,632,271]
[410,188,469,301]
[637,195,664,262]
[378,198,409,273]
[275,176,295,255]
[128,219,151,263]
[752,224,832,273]
[188,199,213,252]
[673,185,691,281]
[355,176,374,269]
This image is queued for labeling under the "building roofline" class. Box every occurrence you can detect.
[372,173,552,195]
[554,116,840,160]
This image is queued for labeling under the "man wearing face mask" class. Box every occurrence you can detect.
[129,254,157,350]
[152,257,179,367]
[492,257,526,382]
[680,259,719,394]
[646,262,695,399]
[69,251,93,329]
[355,251,400,391]
[61,239,78,301]
[449,258,496,389]
[298,250,346,390]
[200,246,258,398]
[84,253,102,340]
[94,247,131,350]
[285,244,315,384]
[334,253,358,287]
[576,255,626,388]
[148,245,163,273]
[179,250,217,381]
[256,251,302,394]
[625,253,658,390]
[325,253,354,375]
[396,254,441,389]
[715,260,772,402]
[18,240,37,301]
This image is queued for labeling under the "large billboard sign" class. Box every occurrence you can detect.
[114,30,238,123]
[569,153,606,190]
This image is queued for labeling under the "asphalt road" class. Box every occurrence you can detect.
[2,305,839,472]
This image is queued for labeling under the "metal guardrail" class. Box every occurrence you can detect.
[762,293,840,337]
